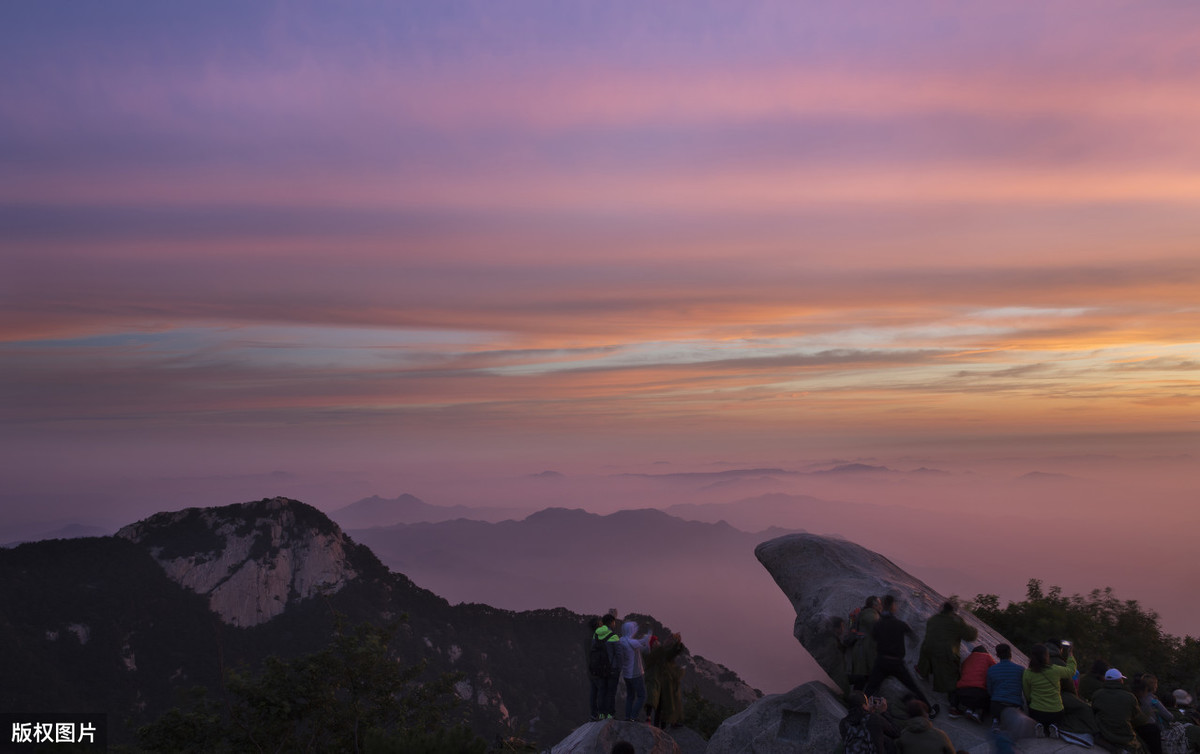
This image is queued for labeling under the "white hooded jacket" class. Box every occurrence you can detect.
[618,621,652,679]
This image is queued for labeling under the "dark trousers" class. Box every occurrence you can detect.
[864,656,931,708]
[596,675,619,717]
[990,700,1021,724]
[589,675,603,719]
[1028,707,1064,728]
[952,686,989,713]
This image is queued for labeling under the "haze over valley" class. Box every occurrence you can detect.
[3,3,1199,742]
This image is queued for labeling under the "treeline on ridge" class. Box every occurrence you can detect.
[969,579,1200,694]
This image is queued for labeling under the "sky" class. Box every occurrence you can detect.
[2,3,1198,639]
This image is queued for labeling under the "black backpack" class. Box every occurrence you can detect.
[841,715,875,754]
[588,634,617,677]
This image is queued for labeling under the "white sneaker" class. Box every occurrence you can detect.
[1035,723,1046,738]
[1048,724,1061,739]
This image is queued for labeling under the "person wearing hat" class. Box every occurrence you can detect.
[1162,688,1198,754]
[1176,689,1200,754]
[1091,668,1150,752]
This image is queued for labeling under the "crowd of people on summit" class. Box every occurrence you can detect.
[837,595,1200,754]
[586,612,687,727]
[581,596,1200,754]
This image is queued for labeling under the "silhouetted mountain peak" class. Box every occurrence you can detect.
[606,507,678,524]
[521,506,594,524]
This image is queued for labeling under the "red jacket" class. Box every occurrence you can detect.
[957,650,996,689]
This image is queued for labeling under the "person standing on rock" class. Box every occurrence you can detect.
[864,595,938,717]
[916,600,978,712]
[849,596,883,692]
[618,620,655,722]
[590,614,622,720]
[644,632,686,727]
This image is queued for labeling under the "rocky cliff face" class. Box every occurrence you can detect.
[116,497,360,627]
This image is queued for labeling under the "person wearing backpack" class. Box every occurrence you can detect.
[841,690,894,754]
[589,614,621,720]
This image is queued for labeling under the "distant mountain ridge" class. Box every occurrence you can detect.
[2,522,112,548]
[348,506,808,694]
[328,492,526,529]
[0,497,756,746]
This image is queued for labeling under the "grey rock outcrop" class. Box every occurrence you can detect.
[706,681,846,754]
[551,720,681,754]
[117,497,359,627]
[665,726,710,754]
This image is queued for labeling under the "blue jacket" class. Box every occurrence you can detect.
[987,659,1025,707]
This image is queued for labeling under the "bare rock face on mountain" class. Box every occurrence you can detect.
[755,532,1023,686]
[116,497,360,627]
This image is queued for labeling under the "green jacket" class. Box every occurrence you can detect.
[917,612,978,693]
[1091,679,1148,748]
[1022,656,1077,713]
[594,625,619,643]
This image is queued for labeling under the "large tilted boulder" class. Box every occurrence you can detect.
[754,533,1024,687]
[707,532,1046,754]
[551,719,681,754]
[705,681,846,754]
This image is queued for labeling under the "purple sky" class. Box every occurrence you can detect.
[2,2,1198,641]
